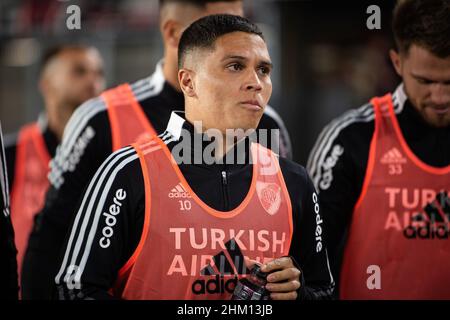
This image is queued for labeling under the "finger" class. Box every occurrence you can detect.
[244,258,260,270]
[270,291,298,301]
[266,268,301,283]
[265,280,300,293]
[261,257,293,273]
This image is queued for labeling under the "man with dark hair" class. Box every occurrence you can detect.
[307,0,450,299]
[4,44,104,297]
[24,0,292,300]
[55,14,333,300]
[177,10,264,69]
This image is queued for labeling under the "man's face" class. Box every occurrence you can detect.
[185,32,272,132]
[43,48,105,110]
[391,45,450,128]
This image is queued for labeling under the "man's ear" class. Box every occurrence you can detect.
[389,49,402,77]
[161,19,183,48]
[178,68,196,97]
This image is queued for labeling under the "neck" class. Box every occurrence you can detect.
[46,102,74,141]
[162,53,181,92]
[186,113,248,162]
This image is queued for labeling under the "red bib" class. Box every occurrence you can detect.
[340,94,450,299]
[10,124,51,280]
[115,137,293,300]
[102,83,156,151]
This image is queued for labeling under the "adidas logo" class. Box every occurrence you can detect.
[404,191,450,240]
[404,221,450,239]
[192,239,248,295]
[168,183,191,198]
[380,147,407,165]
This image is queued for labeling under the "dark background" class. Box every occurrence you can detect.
[0,0,400,165]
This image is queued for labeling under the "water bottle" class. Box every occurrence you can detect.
[231,264,270,300]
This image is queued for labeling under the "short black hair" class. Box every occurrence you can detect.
[178,14,264,68]
[392,0,450,58]
[39,44,91,75]
[159,0,240,10]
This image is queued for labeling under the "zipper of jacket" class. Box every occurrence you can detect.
[221,170,229,210]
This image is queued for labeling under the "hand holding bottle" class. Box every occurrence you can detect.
[261,257,301,300]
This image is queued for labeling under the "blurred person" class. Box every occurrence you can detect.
[307,0,450,299]
[0,123,19,300]
[23,0,292,299]
[55,14,333,300]
[4,45,105,296]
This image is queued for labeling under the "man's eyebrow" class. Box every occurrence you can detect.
[259,60,273,69]
[411,73,450,84]
[221,55,247,62]
[411,73,433,81]
[221,55,273,68]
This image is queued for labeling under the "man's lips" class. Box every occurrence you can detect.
[429,105,450,115]
[240,100,262,111]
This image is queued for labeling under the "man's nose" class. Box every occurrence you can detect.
[430,83,450,105]
[243,70,262,92]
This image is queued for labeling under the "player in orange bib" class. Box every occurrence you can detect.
[55,14,334,300]
[24,0,293,300]
[4,45,105,297]
[307,0,450,299]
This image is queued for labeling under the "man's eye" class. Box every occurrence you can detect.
[417,78,432,85]
[73,66,87,76]
[258,67,271,75]
[227,63,243,71]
